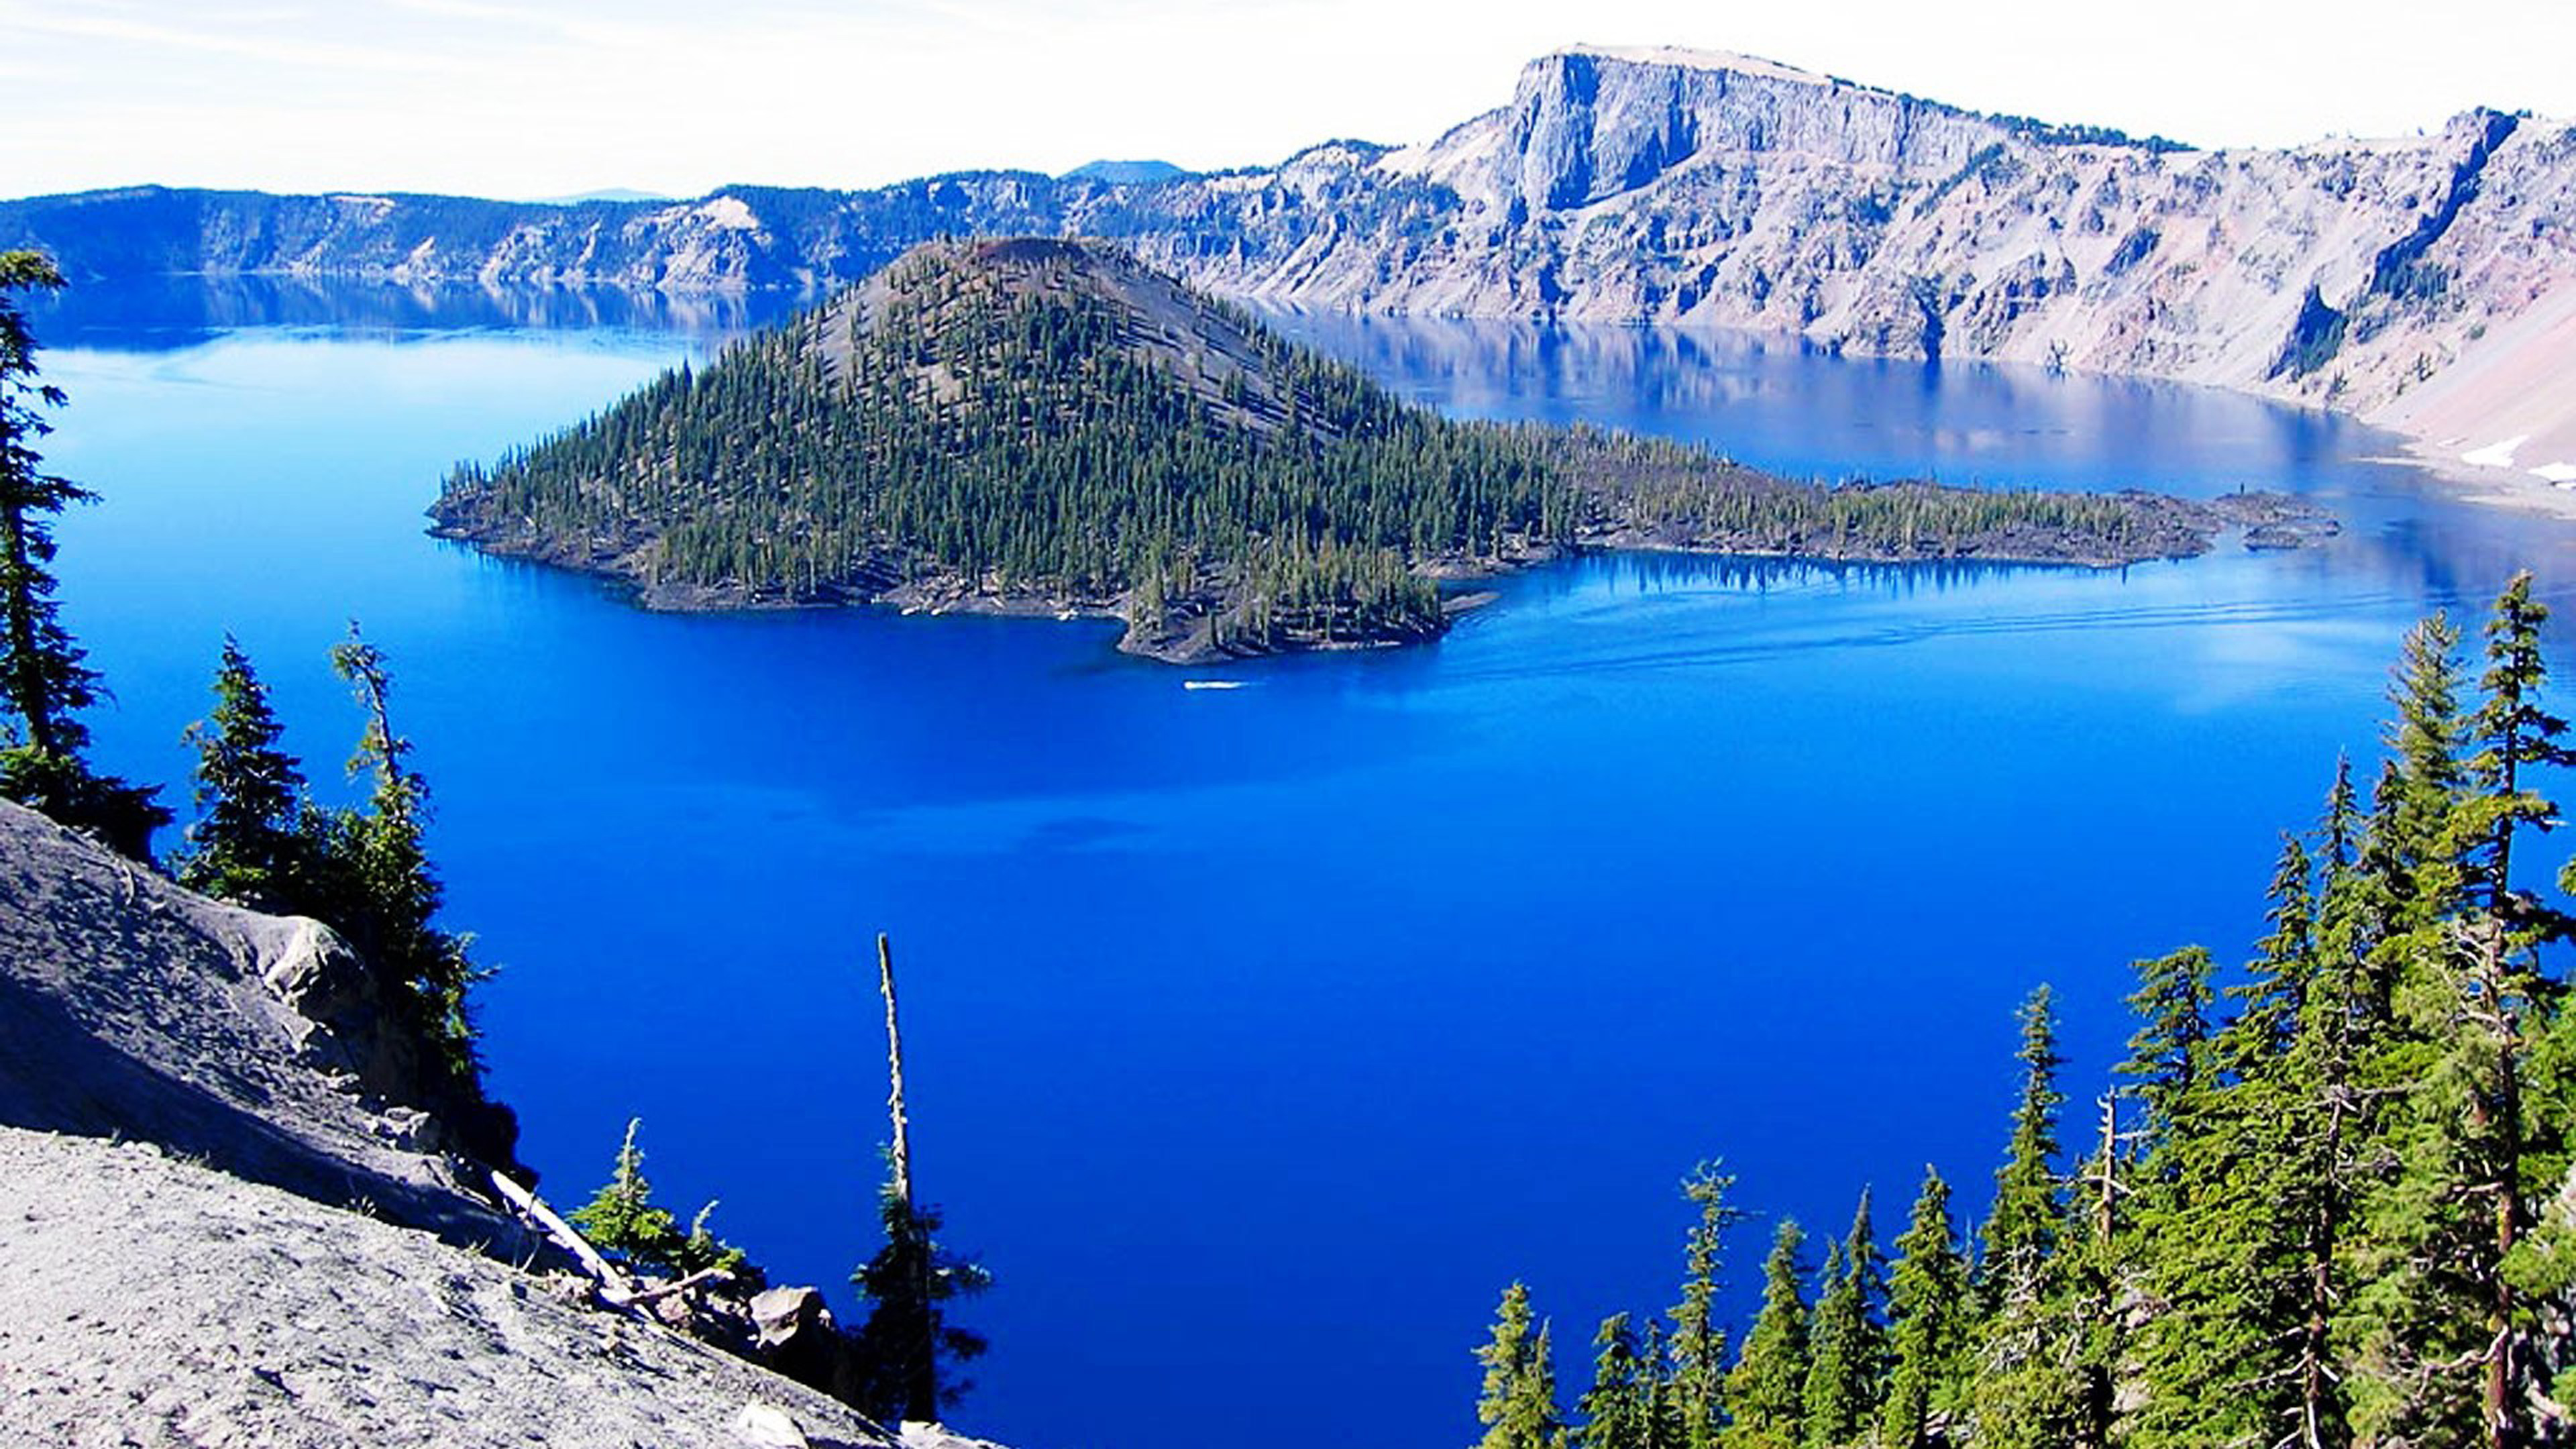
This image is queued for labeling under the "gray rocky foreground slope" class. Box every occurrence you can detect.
[0,1129,965,1448]
[9,46,2573,469]
[0,800,998,1448]
[0,798,511,1246]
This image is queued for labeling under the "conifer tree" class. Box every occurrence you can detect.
[1982,985,2067,1305]
[2463,573,2572,922]
[2345,576,2576,1449]
[571,1117,685,1266]
[321,624,482,1086]
[1669,1161,1745,1449]
[1475,1281,1566,1449]
[2381,612,2469,924]
[1880,1167,1968,1449]
[1972,985,2083,1449]
[569,1118,752,1282]
[2273,761,2401,1449]
[178,635,308,909]
[850,1188,989,1421]
[1639,1319,1684,1449]
[2110,949,2221,1445]
[1725,1220,1810,1448]
[0,250,165,859]
[2121,947,2216,1148]
[1575,1313,1654,1449]
[2127,864,2328,1448]
[1800,1188,1886,1448]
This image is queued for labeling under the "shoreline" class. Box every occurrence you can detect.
[438,498,2335,667]
[2365,437,2576,523]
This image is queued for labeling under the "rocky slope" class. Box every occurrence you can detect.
[0,799,994,1448]
[0,798,513,1246]
[0,1129,971,1449]
[7,46,2573,481]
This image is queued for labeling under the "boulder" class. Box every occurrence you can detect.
[751,1285,845,1392]
[260,916,425,1111]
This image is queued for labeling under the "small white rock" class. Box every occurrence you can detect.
[733,1401,810,1449]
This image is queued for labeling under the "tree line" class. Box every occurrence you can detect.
[1473,574,2576,1449]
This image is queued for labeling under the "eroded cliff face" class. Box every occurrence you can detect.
[1155,48,2576,469]
[10,46,2575,470]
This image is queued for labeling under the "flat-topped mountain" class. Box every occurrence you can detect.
[9,47,2573,472]
[431,237,2324,660]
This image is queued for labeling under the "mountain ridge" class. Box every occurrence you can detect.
[8,47,2573,486]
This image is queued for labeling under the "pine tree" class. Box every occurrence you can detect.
[290,623,515,1170]
[2345,575,2576,1449]
[2463,573,2572,924]
[1575,1313,1654,1449]
[1971,985,2083,1449]
[178,635,308,909]
[570,1117,685,1267]
[1725,1219,1810,1448]
[1880,1166,1969,1449]
[2121,947,2216,1149]
[2115,944,2227,1448]
[2126,855,2334,1448]
[1670,1161,1746,1449]
[1982,985,2067,1307]
[1475,1281,1566,1449]
[2274,761,2401,1449]
[321,624,482,1087]
[2382,612,2470,924]
[0,250,165,859]
[850,1186,991,1421]
[1640,1319,1684,1449]
[1801,1188,1886,1447]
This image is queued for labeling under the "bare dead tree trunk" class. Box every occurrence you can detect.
[875,931,937,1425]
[878,932,912,1212]
[2477,916,2526,1449]
[2300,1074,2345,1449]
[2484,713,2527,1449]
[2090,1092,2120,1246]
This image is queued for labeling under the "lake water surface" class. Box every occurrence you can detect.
[32,280,2576,1449]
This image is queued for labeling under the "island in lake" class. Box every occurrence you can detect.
[430,237,2332,662]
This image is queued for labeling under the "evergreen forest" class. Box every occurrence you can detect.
[1470,574,2576,1449]
[435,239,2251,660]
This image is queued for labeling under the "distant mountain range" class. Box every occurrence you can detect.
[7,45,2573,474]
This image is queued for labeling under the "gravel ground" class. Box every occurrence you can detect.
[0,1127,920,1447]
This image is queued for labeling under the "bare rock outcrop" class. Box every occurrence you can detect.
[0,798,508,1245]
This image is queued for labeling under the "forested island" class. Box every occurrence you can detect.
[430,237,2330,662]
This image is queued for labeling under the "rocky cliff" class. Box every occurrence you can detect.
[9,45,2574,479]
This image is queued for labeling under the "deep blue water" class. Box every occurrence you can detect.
[32,280,2576,1449]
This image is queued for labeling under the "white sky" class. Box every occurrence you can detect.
[7,0,2573,201]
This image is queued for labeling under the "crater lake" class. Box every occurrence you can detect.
[34,278,2576,1449]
